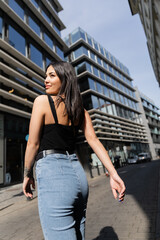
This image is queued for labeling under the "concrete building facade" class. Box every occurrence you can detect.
[0,0,67,185]
[128,0,160,86]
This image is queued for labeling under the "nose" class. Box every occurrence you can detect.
[45,75,50,83]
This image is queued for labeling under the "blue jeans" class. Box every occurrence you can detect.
[36,153,89,240]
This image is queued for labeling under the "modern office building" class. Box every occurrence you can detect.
[135,88,160,159]
[128,0,160,86]
[64,27,149,170]
[0,0,67,185]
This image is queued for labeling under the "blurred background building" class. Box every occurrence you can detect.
[64,27,149,170]
[0,0,67,185]
[135,88,160,159]
[128,0,160,86]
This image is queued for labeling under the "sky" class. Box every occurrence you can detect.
[59,0,160,107]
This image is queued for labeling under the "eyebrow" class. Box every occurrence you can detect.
[48,71,56,74]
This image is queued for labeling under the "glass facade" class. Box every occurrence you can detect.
[9,25,25,55]
[71,28,86,44]
[30,43,43,68]
[53,23,61,36]
[8,0,24,20]
[56,45,64,59]
[74,46,88,59]
[44,32,53,49]
[28,16,40,36]
[42,7,52,25]
[65,28,131,77]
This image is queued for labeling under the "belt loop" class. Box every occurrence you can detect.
[43,150,46,158]
[66,151,69,156]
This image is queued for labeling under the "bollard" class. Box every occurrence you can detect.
[96,163,100,176]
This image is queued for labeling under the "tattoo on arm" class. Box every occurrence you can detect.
[24,166,33,178]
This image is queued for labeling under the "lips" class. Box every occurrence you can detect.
[45,85,51,89]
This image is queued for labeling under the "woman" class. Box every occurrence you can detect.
[23,61,125,240]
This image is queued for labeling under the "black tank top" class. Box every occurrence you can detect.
[38,95,79,153]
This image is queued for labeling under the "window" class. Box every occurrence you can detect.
[103,86,109,97]
[74,46,88,59]
[106,101,113,115]
[93,40,99,51]
[9,25,25,55]
[8,0,24,20]
[46,57,52,68]
[91,95,99,109]
[100,46,105,56]
[97,56,102,65]
[90,51,96,61]
[87,34,92,46]
[108,65,113,73]
[56,45,64,59]
[32,77,44,87]
[105,50,110,60]
[111,78,116,87]
[82,95,92,110]
[99,98,106,112]
[42,7,51,24]
[96,82,103,94]
[44,32,53,49]
[114,92,119,102]
[28,16,40,36]
[86,62,92,73]
[100,71,105,81]
[103,61,108,69]
[93,66,99,77]
[110,55,114,64]
[119,95,125,104]
[106,75,111,84]
[31,0,39,8]
[88,78,96,91]
[109,89,114,99]
[76,62,91,74]
[30,43,43,68]
[0,16,2,38]
[71,28,85,44]
[53,23,61,36]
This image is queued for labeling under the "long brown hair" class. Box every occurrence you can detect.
[46,61,84,126]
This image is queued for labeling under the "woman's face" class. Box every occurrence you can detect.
[45,65,62,95]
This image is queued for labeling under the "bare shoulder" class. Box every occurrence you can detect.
[34,95,48,105]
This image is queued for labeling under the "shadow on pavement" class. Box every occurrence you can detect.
[92,226,119,240]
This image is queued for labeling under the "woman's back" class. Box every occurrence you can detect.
[38,95,78,153]
[43,95,72,126]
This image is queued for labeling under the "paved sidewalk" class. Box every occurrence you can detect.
[0,161,160,240]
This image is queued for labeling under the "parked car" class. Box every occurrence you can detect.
[138,153,151,162]
[127,155,139,164]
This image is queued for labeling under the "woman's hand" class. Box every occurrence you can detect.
[110,173,125,202]
[23,177,35,199]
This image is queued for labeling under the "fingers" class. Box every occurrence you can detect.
[118,183,126,202]
[23,178,35,199]
[112,188,118,199]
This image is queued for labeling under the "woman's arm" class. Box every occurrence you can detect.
[23,96,45,198]
[82,110,125,201]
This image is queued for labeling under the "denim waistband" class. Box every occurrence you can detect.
[36,149,76,161]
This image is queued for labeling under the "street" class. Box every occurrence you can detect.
[0,160,160,240]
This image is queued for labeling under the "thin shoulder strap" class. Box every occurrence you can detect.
[47,95,58,124]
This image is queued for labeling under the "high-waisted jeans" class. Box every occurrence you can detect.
[36,153,89,240]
